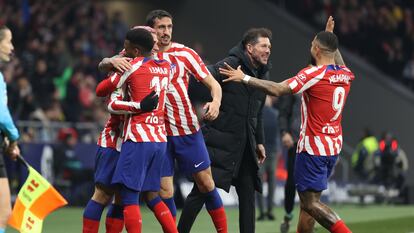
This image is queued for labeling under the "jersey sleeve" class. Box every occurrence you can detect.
[0,106,19,141]
[0,74,19,141]
[96,72,121,97]
[286,66,325,94]
[96,68,133,97]
[182,47,211,81]
[107,89,142,114]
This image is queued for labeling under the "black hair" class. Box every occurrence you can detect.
[0,25,9,41]
[145,9,173,27]
[242,28,272,48]
[315,31,338,52]
[126,28,154,55]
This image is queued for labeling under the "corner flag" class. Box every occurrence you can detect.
[8,156,67,233]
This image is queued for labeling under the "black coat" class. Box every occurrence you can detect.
[202,42,270,192]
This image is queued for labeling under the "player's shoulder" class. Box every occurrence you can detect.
[339,65,354,76]
[326,65,355,78]
[298,65,325,75]
[171,42,186,49]
[295,66,325,81]
[130,56,146,65]
[170,42,199,55]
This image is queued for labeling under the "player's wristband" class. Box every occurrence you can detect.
[242,75,251,84]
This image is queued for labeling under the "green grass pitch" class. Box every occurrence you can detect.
[6,205,414,232]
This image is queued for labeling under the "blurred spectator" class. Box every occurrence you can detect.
[256,96,280,221]
[53,127,93,205]
[373,132,408,193]
[0,0,130,130]
[351,128,378,182]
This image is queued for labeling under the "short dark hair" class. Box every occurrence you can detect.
[145,9,173,27]
[0,25,9,41]
[126,28,154,54]
[315,31,338,52]
[242,28,272,48]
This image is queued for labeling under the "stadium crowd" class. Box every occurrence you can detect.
[0,0,130,142]
[280,0,414,90]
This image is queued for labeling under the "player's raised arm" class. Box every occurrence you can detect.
[325,16,346,66]
[220,62,292,97]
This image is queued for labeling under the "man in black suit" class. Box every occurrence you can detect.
[178,28,272,233]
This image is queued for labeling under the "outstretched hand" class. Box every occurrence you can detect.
[111,57,132,73]
[140,90,159,112]
[325,16,335,33]
[219,63,245,83]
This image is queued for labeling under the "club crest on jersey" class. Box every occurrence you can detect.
[297,73,307,81]
[295,73,306,85]
[170,64,176,75]
[149,67,169,75]
[329,74,351,84]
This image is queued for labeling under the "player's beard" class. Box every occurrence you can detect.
[160,35,171,46]
[309,54,317,66]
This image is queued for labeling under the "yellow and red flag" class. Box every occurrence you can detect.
[8,164,67,233]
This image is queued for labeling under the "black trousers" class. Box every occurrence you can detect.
[178,148,257,233]
[284,144,297,215]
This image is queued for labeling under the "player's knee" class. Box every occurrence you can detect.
[92,186,113,204]
[196,176,215,193]
[300,200,317,213]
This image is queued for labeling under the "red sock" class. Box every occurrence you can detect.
[106,217,124,233]
[330,220,352,233]
[152,202,178,233]
[173,216,176,223]
[208,207,228,233]
[123,205,142,233]
[83,218,100,233]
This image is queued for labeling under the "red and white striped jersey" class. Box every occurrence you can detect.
[97,89,125,152]
[287,65,355,156]
[108,57,172,142]
[155,42,211,136]
[107,87,142,114]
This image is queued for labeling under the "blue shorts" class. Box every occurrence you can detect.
[294,152,338,192]
[94,146,120,187]
[161,130,211,177]
[111,140,166,192]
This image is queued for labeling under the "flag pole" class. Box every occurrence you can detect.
[16,154,29,169]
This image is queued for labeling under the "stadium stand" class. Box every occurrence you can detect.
[0,0,129,142]
[274,0,414,90]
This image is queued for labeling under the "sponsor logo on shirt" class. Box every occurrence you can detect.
[322,124,335,134]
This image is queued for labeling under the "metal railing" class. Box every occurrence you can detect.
[16,121,102,143]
